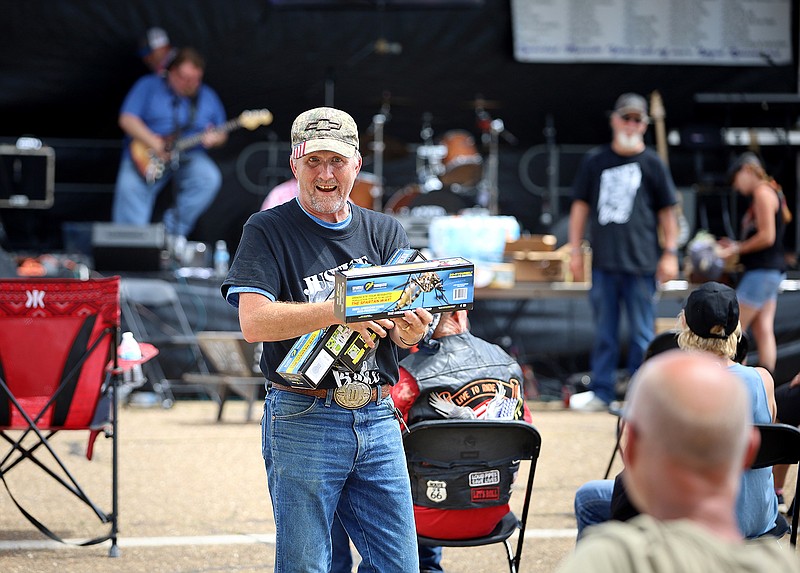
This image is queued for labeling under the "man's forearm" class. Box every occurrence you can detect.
[238,295,339,343]
[658,206,679,251]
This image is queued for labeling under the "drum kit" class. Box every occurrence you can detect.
[351,97,512,218]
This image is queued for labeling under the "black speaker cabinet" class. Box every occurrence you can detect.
[0,143,55,209]
[91,223,165,272]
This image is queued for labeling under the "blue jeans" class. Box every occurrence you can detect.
[112,150,221,237]
[332,515,442,573]
[588,270,656,404]
[419,545,443,572]
[331,515,353,573]
[263,389,419,573]
[574,479,614,539]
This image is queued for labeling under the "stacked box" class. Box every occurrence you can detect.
[385,248,425,265]
[276,248,425,388]
[276,324,355,388]
[503,235,557,254]
[337,330,378,372]
[334,257,474,323]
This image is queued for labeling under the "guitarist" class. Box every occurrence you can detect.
[112,47,227,239]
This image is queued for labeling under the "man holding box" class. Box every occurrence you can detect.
[221,107,430,572]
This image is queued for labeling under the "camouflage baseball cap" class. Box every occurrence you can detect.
[291,107,359,159]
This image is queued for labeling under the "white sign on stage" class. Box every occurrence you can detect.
[511,0,791,66]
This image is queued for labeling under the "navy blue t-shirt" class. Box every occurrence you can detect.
[221,200,409,389]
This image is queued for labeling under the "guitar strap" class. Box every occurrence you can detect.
[167,77,199,154]
[168,93,198,172]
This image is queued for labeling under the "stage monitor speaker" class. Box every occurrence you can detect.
[92,223,165,272]
[0,143,55,209]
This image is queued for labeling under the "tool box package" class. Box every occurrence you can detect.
[334,257,474,323]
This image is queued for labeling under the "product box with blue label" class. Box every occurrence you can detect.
[333,257,474,323]
[276,248,425,387]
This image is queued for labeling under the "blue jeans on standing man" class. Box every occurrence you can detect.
[263,388,419,573]
[588,270,656,404]
[112,149,222,237]
[332,515,443,572]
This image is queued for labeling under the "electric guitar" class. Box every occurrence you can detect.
[130,109,273,184]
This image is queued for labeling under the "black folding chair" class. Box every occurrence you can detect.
[752,423,800,546]
[0,277,122,556]
[403,420,542,573]
[120,278,210,406]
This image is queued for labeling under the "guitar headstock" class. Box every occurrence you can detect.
[650,90,665,121]
[239,109,274,130]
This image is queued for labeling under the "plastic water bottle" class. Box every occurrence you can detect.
[119,331,142,360]
[214,240,230,277]
[119,331,145,386]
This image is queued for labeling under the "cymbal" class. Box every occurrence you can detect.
[461,98,503,110]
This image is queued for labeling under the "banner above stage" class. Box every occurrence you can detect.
[511,0,792,66]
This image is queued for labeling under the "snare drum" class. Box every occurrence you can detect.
[439,130,483,187]
[349,172,382,211]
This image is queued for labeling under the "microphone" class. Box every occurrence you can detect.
[374,38,402,55]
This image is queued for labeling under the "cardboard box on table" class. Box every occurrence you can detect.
[504,237,591,283]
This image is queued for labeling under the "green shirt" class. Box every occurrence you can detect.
[557,514,800,573]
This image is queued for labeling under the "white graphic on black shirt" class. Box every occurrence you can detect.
[303,256,369,302]
[598,163,641,226]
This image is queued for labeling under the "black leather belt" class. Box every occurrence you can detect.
[271,381,390,409]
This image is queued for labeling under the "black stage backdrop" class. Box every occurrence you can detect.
[1,0,799,254]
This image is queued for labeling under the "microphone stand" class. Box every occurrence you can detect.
[475,102,514,215]
[369,96,392,211]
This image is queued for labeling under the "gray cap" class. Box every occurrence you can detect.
[613,93,649,118]
[291,107,359,159]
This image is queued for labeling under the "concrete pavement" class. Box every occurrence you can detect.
[0,399,794,572]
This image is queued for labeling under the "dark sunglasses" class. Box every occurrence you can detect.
[620,114,645,124]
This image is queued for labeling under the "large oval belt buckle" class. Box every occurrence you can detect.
[333,381,372,409]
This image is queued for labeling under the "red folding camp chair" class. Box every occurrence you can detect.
[0,277,123,556]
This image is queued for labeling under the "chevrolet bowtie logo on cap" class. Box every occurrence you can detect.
[305,119,342,132]
[291,107,359,159]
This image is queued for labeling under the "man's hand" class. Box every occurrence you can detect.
[201,125,227,148]
[348,318,395,349]
[390,308,434,347]
[656,252,679,284]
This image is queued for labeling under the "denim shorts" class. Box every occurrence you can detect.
[736,269,785,309]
